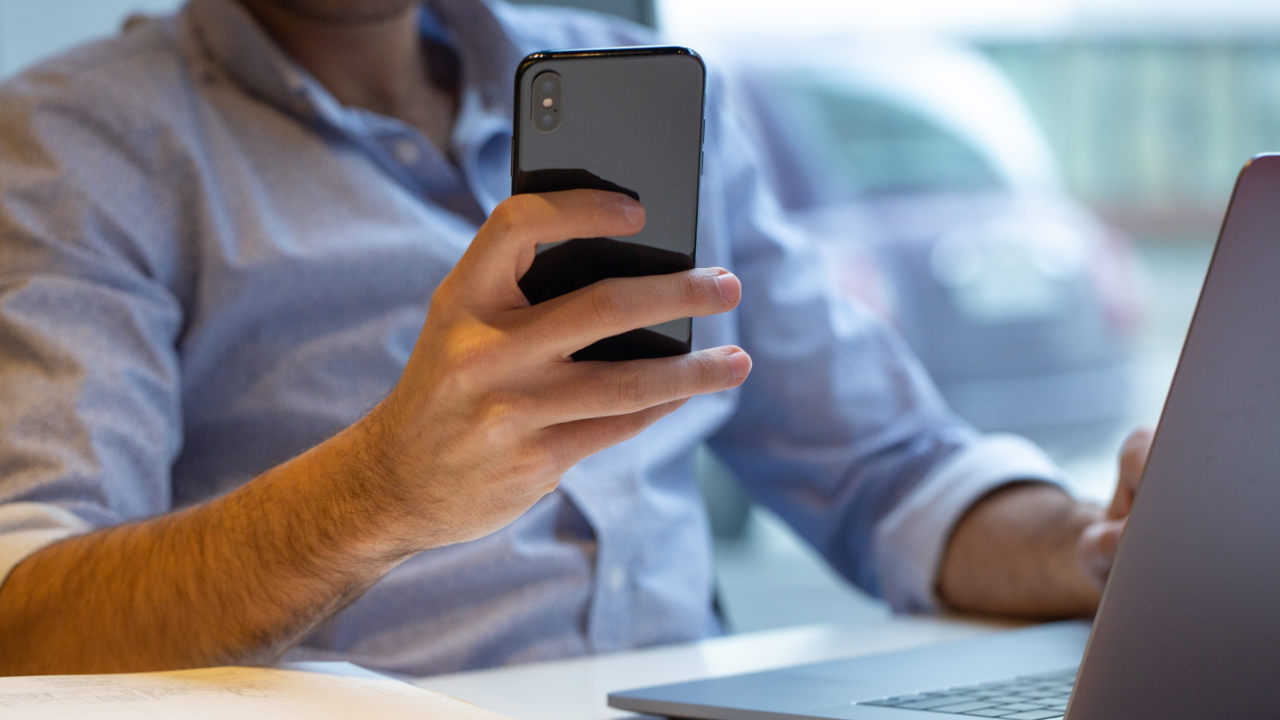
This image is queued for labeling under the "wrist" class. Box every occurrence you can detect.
[324,411,429,562]
[338,396,469,558]
[245,411,427,580]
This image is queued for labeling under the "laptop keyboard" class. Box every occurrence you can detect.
[856,668,1076,718]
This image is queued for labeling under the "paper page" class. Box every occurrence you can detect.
[0,666,513,719]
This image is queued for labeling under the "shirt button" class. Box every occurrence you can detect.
[607,566,627,593]
[393,139,421,166]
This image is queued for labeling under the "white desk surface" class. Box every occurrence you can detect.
[413,613,1022,720]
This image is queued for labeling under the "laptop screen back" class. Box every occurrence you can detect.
[1068,154,1280,718]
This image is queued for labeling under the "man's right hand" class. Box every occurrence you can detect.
[0,190,748,676]
[358,189,750,548]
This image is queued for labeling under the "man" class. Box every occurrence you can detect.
[0,0,1145,676]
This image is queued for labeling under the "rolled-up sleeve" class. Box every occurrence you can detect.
[0,63,185,584]
[700,74,1066,612]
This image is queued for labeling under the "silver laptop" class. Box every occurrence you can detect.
[609,154,1280,719]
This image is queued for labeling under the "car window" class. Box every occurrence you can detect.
[771,75,1005,203]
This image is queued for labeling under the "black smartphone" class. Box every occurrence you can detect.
[512,47,706,361]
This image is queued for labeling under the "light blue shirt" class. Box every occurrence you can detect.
[0,0,1065,675]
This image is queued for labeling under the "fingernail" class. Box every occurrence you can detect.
[727,349,751,382]
[619,197,644,225]
[713,268,737,304]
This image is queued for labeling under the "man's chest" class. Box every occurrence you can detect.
[168,109,491,493]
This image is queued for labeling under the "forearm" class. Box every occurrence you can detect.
[937,483,1102,619]
[0,423,409,675]
[0,190,745,675]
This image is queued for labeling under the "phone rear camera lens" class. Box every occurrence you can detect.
[531,72,562,132]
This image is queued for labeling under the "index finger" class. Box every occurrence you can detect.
[457,190,646,306]
[1109,427,1153,519]
[520,268,742,359]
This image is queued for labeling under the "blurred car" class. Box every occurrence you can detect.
[690,38,1146,538]
[704,37,1144,454]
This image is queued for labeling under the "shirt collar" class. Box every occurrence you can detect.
[184,0,522,128]
[428,0,522,110]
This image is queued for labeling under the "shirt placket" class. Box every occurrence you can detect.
[559,467,639,653]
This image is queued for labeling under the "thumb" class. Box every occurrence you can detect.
[1077,518,1126,589]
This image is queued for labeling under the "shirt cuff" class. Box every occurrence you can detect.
[871,433,1069,613]
[0,502,91,586]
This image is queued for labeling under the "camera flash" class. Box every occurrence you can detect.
[541,97,553,108]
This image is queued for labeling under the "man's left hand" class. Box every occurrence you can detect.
[1076,428,1153,589]
[939,427,1155,618]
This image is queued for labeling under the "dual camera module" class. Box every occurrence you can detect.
[533,72,562,132]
